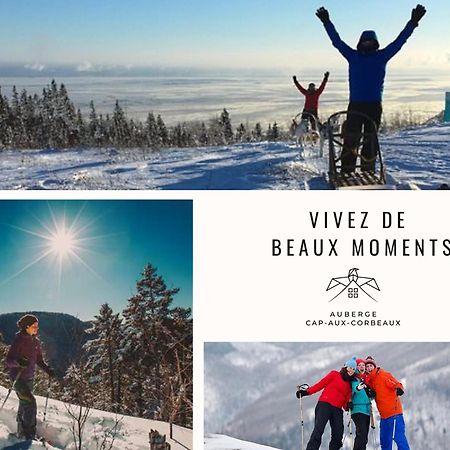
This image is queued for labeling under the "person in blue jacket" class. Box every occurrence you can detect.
[349,358,374,450]
[316,4,426,173]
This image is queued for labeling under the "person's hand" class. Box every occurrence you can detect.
[396,387,404,396]
[316,7,330,24]
[293,75,297,82]
[365,387,376,398]
[411,4,426,25]
[348,401,354,410]
[296,386,310,398]
[17,356,29,369]
[324,71,330,79]
[46,367,56,378]
[356,382,366,391]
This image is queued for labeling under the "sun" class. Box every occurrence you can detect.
[1,204,103,290]
[48,221,77,259]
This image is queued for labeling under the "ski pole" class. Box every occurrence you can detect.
[43,377,51,422]
[297,383,309,450]
[370,404,377,450]
[1,367,25,409]
[392,394,399,444]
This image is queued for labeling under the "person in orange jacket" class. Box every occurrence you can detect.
[296,356,356,450]
[364,356,410,450]
[292,72,329,130]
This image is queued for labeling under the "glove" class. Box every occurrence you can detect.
[365,387,376,399]
[411,4,426,26]
[293,75,297,82]
[296,387,310,398]
[348,401,354,410]
[324,71,330,79]
[17,356,29,369]
[396,388,404,396]
[316,7,330,24]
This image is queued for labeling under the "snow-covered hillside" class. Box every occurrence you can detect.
[204,342,450,450]
[0,386,192,450]
[0,123,448,190]
[204,434,280,450]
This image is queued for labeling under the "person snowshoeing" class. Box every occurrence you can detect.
[296,356,356,450]
[364,356,410,450]
[349,358,374,450]
[5,314,56,440]
[315,4,427,173]
[292,72,329,130]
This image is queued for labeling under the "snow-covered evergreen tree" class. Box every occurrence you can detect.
[121,264,192,425]
[219,108,234,144]
[83,303,124,413]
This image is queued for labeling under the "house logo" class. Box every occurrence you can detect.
[326,268,380,302]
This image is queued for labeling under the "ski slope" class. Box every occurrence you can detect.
[204,434,281,450]
[0,386,192,450]
[0,122,448,190]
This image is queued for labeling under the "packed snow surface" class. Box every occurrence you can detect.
[0,123,448,190]
[0,386,192,450]
[204,433,281,450]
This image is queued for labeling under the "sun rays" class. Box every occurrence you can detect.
[1,203,103,293]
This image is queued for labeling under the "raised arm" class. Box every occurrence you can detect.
[381,4,426,61]
[316,71,329,95]
[316,7,354,61]
[293,75,307,95]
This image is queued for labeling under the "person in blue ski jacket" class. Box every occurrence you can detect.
[5,314,56,440]
[315,4,427,173]
[349,358,374,450]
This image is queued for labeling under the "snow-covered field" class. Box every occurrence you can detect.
[204,434,280,450]
[0,123,448,190]
[0,386,192,450]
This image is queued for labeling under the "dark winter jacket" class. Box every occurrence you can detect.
[293,76,328,110]
[323,20,417,102]
[307,370,353,409]
[5,331,51,380]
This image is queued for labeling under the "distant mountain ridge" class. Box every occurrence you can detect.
[0,311,92,376]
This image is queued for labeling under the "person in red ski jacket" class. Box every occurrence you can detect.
[292,72,329,130]
[296,356,356,450]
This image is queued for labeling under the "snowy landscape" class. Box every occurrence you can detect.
[204,342,450,450]
[0,385,192,449]
[0,121,449,190]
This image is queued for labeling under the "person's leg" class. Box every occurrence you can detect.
[342,103,363,173]
[328,406,344,450]
[352,413,370,450]
[14,380,37,439]
[361,103,382,172]
[379,417,394,450]
[393,414,410,450]
[306,402,332,450]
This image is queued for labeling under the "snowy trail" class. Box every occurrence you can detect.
[0,123,448,190]
[0,386,192,450]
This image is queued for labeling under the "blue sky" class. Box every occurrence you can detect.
[0,200,192,320]
[1,0,448,72]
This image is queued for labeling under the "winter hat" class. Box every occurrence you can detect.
[365,355,377,367]
[357,30,380,51]
[356,358,365,366]
[308,83,316,89]
[17,314,38,330]
[344,356,357,370]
